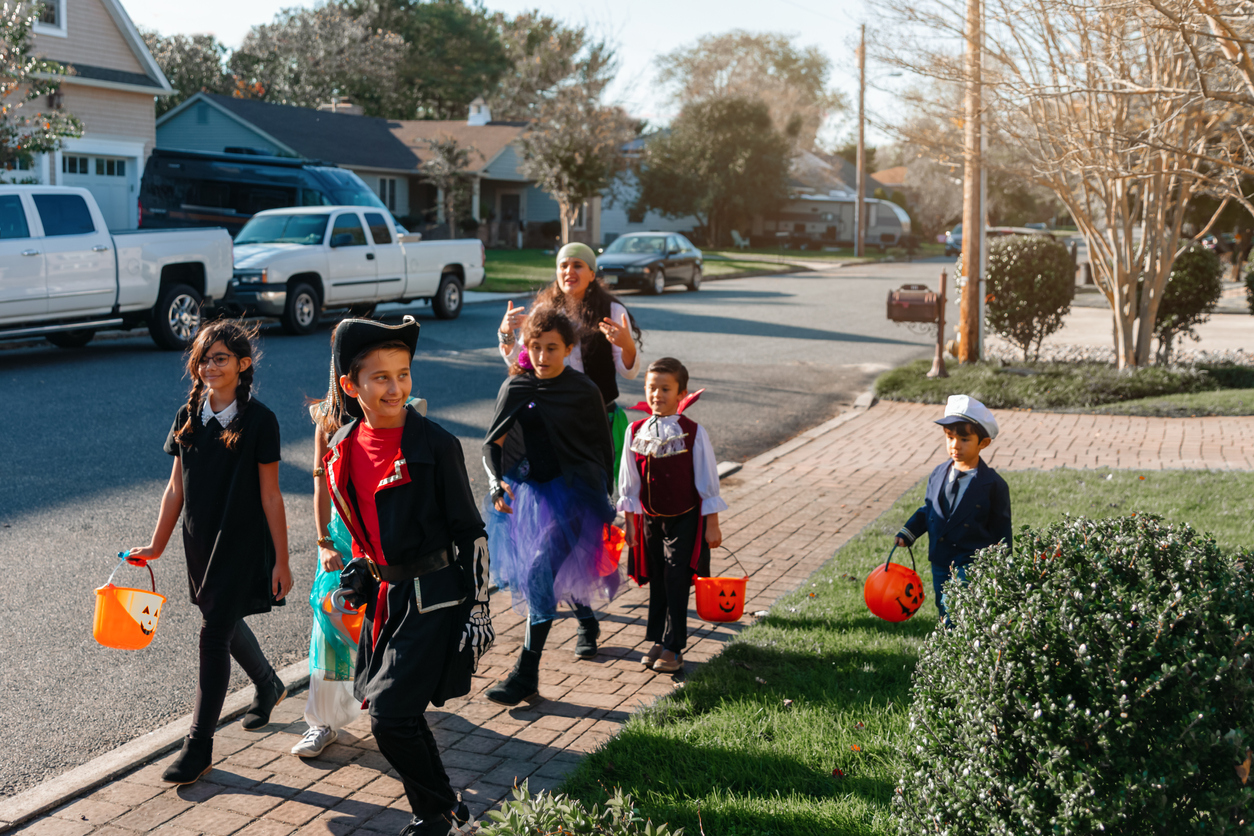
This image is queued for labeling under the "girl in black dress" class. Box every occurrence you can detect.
[128,319,292,785]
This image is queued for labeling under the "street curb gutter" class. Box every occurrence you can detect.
[0,660,311,833]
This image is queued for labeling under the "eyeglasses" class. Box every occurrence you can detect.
[198,352,237,368]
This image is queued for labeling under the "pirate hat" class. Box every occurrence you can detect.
[331,315,420,418]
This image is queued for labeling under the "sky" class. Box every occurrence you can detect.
[122,0,902,145]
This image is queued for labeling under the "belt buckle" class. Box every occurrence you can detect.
[363,557,382,582]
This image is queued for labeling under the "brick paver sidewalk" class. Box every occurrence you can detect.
[12,402,1254,836]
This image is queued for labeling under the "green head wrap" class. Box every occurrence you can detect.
[557,242,597,274]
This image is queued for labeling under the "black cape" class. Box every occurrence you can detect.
[484,368,614,493]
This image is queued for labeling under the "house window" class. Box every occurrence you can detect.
[377,177,397,211]
[571,202,586,231]
[4,159,32,172]
[95,158,126,177]
[35,0,66,36]
[61,155,88,175]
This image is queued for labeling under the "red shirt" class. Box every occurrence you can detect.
[347,423,405,564]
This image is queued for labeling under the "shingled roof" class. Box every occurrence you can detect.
[389,120,529,172]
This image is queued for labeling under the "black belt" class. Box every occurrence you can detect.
[375,547,452,583]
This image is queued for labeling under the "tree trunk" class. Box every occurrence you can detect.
[446,195,457,241]
[559,201,572,246]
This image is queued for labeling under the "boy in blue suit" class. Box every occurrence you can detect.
[895,395,1012,624]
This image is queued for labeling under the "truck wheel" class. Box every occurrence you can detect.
[149,283,203,350]
[282,283,321,335]
[46,329,95,348]
[432,273,463,320]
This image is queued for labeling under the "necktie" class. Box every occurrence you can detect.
[941,470,966,518]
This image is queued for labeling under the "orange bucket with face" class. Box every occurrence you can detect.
[322,589,365,646]
[94,556,166,650]
[864,544,926,623]
[694,547,749,623]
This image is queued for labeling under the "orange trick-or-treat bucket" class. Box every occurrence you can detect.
[94,556,166,650]
[694,547,749,623]
[322,590,365,646]
[598,524,626,577]
[864,544,926,623]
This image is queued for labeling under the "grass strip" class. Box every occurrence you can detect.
[1084,387,1254,417]
[560,468,1254,835]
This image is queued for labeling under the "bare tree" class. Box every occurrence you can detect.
[0,3,81,168]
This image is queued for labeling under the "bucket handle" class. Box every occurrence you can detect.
[712,545,750,579]
[883,543,917,573]
[108,552,156,592]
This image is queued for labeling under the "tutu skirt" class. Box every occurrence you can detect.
[486,474,621,619]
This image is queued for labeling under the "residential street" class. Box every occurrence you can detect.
[0,257,953,799]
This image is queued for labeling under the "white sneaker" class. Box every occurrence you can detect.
[290,726,337,758]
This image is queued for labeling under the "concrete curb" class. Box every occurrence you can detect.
[0,660,311,833]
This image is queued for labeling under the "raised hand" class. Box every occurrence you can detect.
[500,300,527,334]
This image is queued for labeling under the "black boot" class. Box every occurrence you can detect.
[485,648,541,706]
[398,802,471,835]
[241,672,286,731]
[575,616,600,659]
[162,736,213,785]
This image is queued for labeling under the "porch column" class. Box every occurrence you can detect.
[436,187,445,223]
[471,176,481,223]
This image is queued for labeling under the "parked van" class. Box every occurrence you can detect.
[767,195,912,250]
[138,148,388,237]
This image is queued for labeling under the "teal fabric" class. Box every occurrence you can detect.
[308,510,357,680]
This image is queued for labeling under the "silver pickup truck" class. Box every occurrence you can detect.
[0,185,232,350]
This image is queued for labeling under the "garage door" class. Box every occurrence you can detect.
[60,154,134,230]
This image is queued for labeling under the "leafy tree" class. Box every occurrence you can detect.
[422,136,479,239]
[486,10,615,122]
[1151,244,1223,364]
[657,31,844,151]
[633,97,793,248]
[0,3,81,167]
[984,234,1074,361]
[517,88,635,245]
[140,30,232,116]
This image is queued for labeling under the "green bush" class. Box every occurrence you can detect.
[1153,244,1223,364]
[984,235,1075,361]
[895,515,1254,835]
[483,782,682,836]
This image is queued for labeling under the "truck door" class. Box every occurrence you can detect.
[0,193,46,322]
[34,192,116,315]
[324,211,377,304]
[365,212,404,301]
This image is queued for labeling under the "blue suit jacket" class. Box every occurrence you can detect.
[898,459,1012,566]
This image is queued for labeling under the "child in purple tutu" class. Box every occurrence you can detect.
[482,306,619,706]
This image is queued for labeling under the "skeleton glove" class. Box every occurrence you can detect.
[459,604,495,668]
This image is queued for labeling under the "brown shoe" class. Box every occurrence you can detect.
[652,651,683,673]
[641,643,664,668]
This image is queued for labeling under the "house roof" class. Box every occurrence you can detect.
[388,120,529,173]
[35,0,172,94]
[788,150,878,198]
[871,166,907,189]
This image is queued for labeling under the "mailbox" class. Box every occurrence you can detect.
[887,284,939,323]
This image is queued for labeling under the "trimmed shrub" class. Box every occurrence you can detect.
[1153,244,1223,364]
[984,234,1075,361]
[483,782,682,835]
[895,515,1254,835]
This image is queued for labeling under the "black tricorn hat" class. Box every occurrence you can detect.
[331,315,420,419]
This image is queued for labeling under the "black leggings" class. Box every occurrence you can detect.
[189,616,275,740]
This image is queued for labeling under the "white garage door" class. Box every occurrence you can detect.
[60,154,134,230]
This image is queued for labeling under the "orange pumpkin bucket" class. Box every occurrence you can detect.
[322,589,365,646]
[598,524,626,577]
[93,556,166,650]
[694,547,749,623]
[864,544,926,623]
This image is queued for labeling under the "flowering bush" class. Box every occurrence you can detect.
[895,515,1254,835]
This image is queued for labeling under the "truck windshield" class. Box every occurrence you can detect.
[236,214,330,245]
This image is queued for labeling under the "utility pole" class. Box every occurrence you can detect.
[854,24,867,258]
[958,0,982,363]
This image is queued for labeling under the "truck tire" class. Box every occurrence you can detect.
[432,273,463,320]
[149,283,203,350]
[282,282,320,336]
[46,329,96,348]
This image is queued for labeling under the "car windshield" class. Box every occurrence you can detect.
[310,167,388,209]
[604,235,667,255]
[236,213,330,245]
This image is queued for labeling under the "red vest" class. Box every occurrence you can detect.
[631,415,701,517]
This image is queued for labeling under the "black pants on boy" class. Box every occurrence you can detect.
[372,714,458,818]
[643,508,710,654]
[190,616,274,739]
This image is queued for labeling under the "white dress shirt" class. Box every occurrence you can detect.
[616,415,728,517]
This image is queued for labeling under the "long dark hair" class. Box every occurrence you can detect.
[173,319,260,450]
[534,275,642,347]
[509,306,576,376]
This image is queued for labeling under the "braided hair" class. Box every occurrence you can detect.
[173,318,261,450]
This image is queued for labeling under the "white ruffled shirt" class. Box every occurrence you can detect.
[616,414,728,517]
[499,300,641,380]
[201,396,238,427]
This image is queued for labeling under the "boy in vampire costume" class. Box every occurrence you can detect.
[325,316,493,836]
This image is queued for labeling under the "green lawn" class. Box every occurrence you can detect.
[477,249,793,293]
[559,468,1254,835]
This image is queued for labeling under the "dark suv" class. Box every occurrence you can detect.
[139,148,387,237]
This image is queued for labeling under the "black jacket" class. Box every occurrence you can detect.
[898,459,1013,566]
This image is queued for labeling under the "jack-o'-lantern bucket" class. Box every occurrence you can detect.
[598,524,626,577]
[94,555,166,650]
[322,589,365,646]
[694,547,749,623]
[864,544,926,623]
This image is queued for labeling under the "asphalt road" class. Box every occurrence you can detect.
[0,256,954,797]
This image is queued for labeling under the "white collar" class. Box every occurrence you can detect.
[201,395,239,427]
[631,413,687,457]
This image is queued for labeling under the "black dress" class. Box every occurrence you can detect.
[164,399,283,620]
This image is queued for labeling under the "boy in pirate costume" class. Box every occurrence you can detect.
[324,316,492,836]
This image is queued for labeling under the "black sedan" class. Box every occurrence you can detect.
[597,232,703,294]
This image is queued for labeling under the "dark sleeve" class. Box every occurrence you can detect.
[990,474,1013,551]
[899,506,927,545]
[254,408,281,464]
[163,406,188,456]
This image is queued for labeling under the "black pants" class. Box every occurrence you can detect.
[190,616,274,739]
[643,508,710,654]
[372,714,457,820]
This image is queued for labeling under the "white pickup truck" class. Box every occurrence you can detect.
[0,185,232,350]
[225,206,485,333]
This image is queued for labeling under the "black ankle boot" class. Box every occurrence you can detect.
[241,673,286,731]
[575,616,600,659]
[162,736,213,785]
[485,648,541,706]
